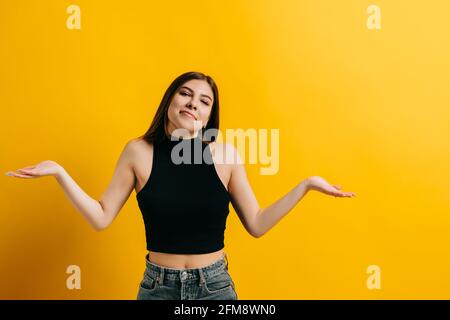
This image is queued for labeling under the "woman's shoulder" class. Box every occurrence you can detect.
[124,137,154,164]
[128,137,153,148]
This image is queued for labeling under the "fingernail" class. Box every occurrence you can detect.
[5,172,12,176]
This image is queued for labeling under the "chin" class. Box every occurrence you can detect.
[180,117,203,129]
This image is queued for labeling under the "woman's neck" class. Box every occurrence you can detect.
[165,129,200,141]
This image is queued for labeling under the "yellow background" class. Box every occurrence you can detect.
[1,0,450,299]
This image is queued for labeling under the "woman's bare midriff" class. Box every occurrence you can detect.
[148,249,225,269]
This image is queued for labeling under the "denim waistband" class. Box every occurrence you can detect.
[144,252,229,283]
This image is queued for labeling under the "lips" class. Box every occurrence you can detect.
[180,110,197,120]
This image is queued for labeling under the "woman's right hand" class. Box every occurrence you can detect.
[5,160,62,178]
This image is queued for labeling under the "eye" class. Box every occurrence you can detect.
[179,91,210,105]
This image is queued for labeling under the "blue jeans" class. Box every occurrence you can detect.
[137,252,238,300]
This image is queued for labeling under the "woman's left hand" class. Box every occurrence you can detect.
[305,176,356,198]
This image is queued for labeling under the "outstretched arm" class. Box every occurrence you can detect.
[226,144,356,238]
[6,139,138,231]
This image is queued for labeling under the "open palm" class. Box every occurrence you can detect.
[307,176,356,198]
[5,160,61,178]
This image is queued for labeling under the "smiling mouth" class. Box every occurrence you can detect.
[180,111,196,120]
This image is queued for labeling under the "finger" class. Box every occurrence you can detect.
[333,185,342,190]
[333,188,356,197]
[343,192,356,197]
[7,172,35,179]
[17,169,36,175]
[334,191,353,197]
[331,191,344,197]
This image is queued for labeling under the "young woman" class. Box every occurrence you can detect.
[6,71,356,300]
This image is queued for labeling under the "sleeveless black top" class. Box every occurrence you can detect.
[136,134,231,254]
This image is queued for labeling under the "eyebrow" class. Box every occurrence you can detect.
[179,86,213,102]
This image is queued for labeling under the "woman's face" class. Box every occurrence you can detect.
[166,79,214,138]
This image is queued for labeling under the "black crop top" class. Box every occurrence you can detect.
[136,134,231,254]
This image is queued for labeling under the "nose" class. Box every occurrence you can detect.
[186,100,198,110]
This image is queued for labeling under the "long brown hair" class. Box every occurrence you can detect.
[138,71,220,145]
